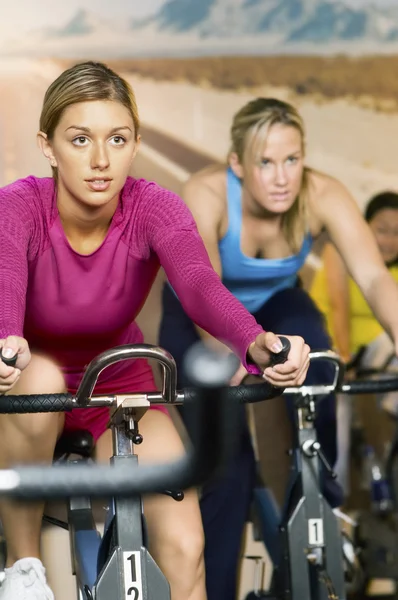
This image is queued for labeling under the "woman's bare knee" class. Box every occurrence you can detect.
[134,411,205,596]
[161,511,205,570]
[146,488,205,556]
[0,353,65,442]
[146,491,205,598]
[10,353,65,395]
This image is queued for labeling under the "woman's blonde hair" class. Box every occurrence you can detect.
[40,61,140,177]
[230,97,309,252]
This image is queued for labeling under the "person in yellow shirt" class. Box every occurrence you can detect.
[311,191,398,363]
[310,191,398,494]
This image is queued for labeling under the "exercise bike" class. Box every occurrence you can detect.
[245,350,398,600]
[0,341,286,599]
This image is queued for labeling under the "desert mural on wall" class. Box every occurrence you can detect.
[0,0,397,212]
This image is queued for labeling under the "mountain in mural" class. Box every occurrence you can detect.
[130,0,398,43]
[4,1,398,57]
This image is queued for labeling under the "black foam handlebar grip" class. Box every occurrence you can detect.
[342,377,398,395]
[0,351,17,368]
[269,336,291,367]
[183,381,284,405]
[0,393,74,413]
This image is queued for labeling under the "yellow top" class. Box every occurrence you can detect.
[310,262,398,355]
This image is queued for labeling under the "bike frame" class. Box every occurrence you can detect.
[252,351,347,600]
[68,420,170,600]
[68,351,176,600]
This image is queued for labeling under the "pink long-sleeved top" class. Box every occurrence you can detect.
[0,176,263,395]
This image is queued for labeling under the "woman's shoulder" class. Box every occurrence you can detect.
[122,176,181,208]
[0,175,55,217]
[306,168,346,199]
[182,164,227,219]
[306,168,353,232]
[123,169,226,218]
[186,164,226,191]
[121,176,197,231]
[0,175,53,195]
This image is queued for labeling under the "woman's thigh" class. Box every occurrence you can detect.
[2,352,65,443]
[254,287,342,504]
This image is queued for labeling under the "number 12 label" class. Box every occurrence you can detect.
[123,551,143,599]
[308,519,324,546]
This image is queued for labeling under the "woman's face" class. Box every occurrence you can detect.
[369,208,398,264]
[38,99,139,211]
[231,123,305,214]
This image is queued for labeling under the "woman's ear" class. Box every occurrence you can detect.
[228,152,244,179]
[37,131,57,168]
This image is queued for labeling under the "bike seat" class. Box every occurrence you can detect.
[54,430,95,459]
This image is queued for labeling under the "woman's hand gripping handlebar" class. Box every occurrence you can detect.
[249,332,308,387]
[0,336,31,394]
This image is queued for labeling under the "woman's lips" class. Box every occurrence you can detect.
[85,178,112,192]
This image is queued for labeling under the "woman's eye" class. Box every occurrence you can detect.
[287,156,298,164]
[72,136,88,146]
[110,136,126,145]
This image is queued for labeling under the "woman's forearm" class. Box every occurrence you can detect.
[323,243,352,361]
[364,270,398,343]
[329,307,352,362]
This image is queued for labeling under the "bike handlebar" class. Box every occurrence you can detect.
[341,377,398,395]
[0,381,287,414]
[282,349,398,397]
[0,361,238,500]
[0,340,290,499]
[3,339,397,500]
[74,344,177,407]
[0,338,292,413]
[2,344,397,414]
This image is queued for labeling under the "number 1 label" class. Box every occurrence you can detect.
[308,518,324,545]
[123,551,143,599]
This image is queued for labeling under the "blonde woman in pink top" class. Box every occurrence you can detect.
[0,62,310,600]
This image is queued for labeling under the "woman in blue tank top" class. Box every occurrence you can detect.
[159,98,398,600]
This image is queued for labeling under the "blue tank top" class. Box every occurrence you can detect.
[219,168,312,313]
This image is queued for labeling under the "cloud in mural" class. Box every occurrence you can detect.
[3,0,398,57]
